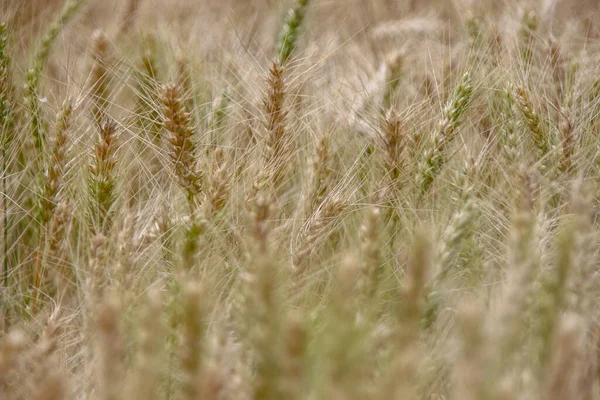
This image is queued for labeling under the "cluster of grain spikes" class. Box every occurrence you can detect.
[4,1,600,399]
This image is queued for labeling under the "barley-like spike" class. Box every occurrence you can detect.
[0,329,27,387]
[25,0,86,155]
[515,86,549,157]
[417,73,473,194]
[263,61,287,172]
[47,201,72,292]
[88,118,119,233]
[421,197,479,328]
[211,86,230,132]
[179,282,206,400]
[544,314,586,400]
[452,301,487,400]
[95,294,125,400]
[89,30,111,126]
[491,169,538,363]
[306,133,331,212]
[499,88,521,168]
[518,9,538,65]
[120,0,141,33]
[277,0,310,64]
[357,206,384,312]
[380,111,405,186]
[558,110,575,174]
[38,101,72,225]
[293,197,346,273]
[280,312,307,400]
[208,148,230,215]
[382,51,403,110]
[134,37,163,146]
[0,23,11,130]
[161,83,203,210]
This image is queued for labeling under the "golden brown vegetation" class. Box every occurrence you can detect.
[2,0,600,398]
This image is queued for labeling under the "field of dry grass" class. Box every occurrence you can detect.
[2,0,600,398]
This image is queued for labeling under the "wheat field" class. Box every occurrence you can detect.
[1,0,600,398]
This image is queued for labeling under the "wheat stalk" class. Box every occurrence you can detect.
[25,0,85,155]
[417,73,473,195]
[161,83,203,212]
